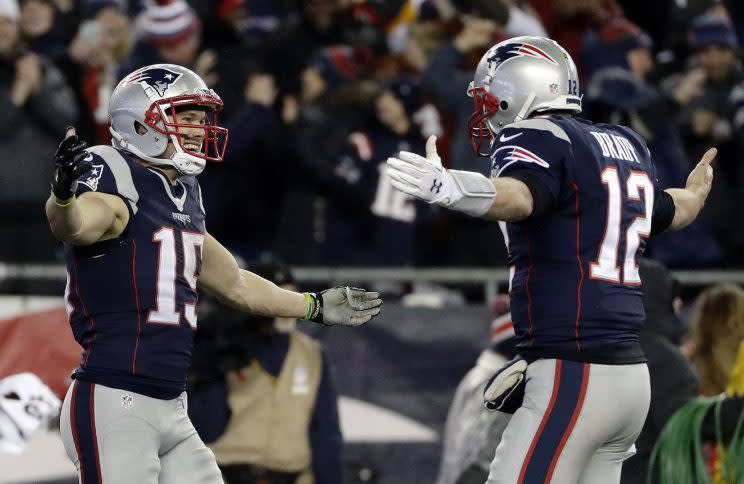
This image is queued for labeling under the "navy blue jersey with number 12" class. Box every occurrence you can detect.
[491,115,667,363]
[63,145,206,399]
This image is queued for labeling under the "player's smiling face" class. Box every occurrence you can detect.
[162,108,206,159]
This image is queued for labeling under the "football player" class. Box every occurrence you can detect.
[387,37,714,483]
[45,64,382,484]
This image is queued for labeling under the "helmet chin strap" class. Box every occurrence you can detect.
[514,92,537,123]
[109,128,206,176]
[165,133,206,176]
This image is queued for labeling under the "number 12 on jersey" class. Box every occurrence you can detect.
[590,168,653,285]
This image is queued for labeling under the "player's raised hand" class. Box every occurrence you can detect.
[387,135,455,205]
[51,127,91,201]
[387,135,497,217]
[305,287,382,326]
[686,147,716,201]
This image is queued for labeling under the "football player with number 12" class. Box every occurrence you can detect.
[387,37,714,483]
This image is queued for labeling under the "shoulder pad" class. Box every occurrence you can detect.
[501,118,570,143]
[86,145,140,213]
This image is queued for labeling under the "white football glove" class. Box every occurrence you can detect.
[386,135,497,217]
[483,357,528,413]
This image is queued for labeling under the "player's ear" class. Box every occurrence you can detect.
[134,121,148,135]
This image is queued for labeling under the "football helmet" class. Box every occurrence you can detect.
[467,36,582,156]
[108,64,228,176]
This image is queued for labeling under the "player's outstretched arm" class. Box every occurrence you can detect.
[45,127,128,245]
[664,147,716,232]
[386,135,533,222]
[199,234,382,326]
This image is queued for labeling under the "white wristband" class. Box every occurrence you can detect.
[447,170,497,217]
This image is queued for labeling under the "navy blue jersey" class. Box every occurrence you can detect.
[492,116,663,358]
[63,146,206,398]
[326,129,426,266]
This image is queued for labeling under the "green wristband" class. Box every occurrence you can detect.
[303,292,315,321]
[52,191,74,207]
[302,292,322,321]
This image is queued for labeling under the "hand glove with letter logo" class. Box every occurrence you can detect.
[386,135,496,217]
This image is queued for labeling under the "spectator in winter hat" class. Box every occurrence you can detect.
[119,0,218,86]
[139,0,201,65]
[691,14,739,82]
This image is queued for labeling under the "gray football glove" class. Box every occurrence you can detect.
[304,287,382,326]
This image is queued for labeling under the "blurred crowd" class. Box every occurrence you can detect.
[1,0,744,269]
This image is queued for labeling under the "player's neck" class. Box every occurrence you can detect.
[158,167,180,184]
[134,159,180,184]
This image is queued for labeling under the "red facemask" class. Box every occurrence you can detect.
[467,85,500,158]
[143,92,229,162]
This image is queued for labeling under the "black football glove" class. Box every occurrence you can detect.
[51,127,90,201]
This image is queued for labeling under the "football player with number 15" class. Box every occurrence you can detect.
[45,64,382,484]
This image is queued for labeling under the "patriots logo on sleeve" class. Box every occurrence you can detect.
[127,67,183,97]
[491,145,549,177]
[486,42,558,70]
[79,163,105,191]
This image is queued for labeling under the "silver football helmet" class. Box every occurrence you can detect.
[108,64,228,176]
[467,36,581,156]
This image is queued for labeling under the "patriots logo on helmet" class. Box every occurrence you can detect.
[127,67,183,97]
[486,42,558,70]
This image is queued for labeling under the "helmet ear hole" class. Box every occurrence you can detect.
[500,101,509,111]
[134,121,148,135]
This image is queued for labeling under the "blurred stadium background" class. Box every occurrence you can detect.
[2,0,744,483]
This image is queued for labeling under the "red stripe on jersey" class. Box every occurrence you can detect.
[131,240,142,374]
[523,227,535,347]
[571,183,584,350]
[74,262,96,368]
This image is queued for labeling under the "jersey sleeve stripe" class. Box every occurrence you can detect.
[88,146,140,214]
